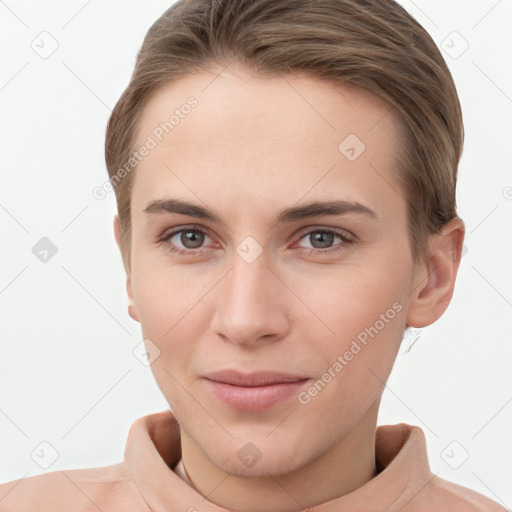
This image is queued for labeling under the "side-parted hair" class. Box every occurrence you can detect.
[105,0,464,268]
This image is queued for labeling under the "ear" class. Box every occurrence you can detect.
[113,214,140,323]
[406,217,465,328]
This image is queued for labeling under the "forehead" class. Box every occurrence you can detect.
[131,65,404,222]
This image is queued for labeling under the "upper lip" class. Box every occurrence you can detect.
[204,370,309,387]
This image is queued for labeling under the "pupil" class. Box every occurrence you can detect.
[183,230,203,248]
[313,231,333,248]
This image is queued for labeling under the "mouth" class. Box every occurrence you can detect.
[202,370,310,411]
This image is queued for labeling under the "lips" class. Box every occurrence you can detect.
[202,370,310,411]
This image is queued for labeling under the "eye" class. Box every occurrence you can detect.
[157,226,355,257]
[296,228,354,253]
[158,227,213,256]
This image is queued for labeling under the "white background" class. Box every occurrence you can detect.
[1,0,511,507]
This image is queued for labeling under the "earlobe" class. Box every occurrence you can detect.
[113,214,140,323]
[406,217,465,328]
[126,277,140,323]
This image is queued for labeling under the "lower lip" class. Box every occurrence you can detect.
[204,379,309,411]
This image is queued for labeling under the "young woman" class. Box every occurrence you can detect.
[0,0,507,510]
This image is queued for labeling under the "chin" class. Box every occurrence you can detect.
[218,450,309,479]
[200,431,317,478]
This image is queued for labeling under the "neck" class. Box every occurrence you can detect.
[179,401,380,511]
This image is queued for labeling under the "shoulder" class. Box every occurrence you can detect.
[408,474,509,512]
[0,462,149,512]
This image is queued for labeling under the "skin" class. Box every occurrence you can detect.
[114,63,464,512]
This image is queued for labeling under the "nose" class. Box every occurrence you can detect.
[210,250,290,348]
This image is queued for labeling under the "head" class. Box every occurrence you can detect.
[106,0,465,478]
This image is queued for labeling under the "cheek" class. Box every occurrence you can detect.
[131,255,211,335]
[131,264,200,411]
[297,263,408,405]
[130,261,218,384]
[304,258,407,343]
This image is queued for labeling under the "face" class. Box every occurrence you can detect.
[122,65,420,477]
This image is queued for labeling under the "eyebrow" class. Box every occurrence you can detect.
[143,198,378,224]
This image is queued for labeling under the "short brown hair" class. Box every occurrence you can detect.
[105,0,464,268]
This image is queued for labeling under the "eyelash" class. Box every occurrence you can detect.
[157,225,355,257]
